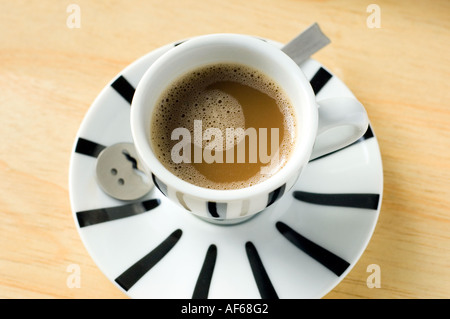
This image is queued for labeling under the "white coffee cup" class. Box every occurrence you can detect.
[130,34,368,224]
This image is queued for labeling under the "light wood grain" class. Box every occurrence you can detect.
[0,0,449,299]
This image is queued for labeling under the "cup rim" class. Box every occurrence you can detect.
[131,33,318,201]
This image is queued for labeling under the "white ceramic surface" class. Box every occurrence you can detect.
[68,38,383,299]
[130,34,369,223]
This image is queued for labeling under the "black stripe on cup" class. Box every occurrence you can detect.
[276,222,350,276]
[245,242,278,299]
[207,202,227,219]
[309,125,375,162]
[115,229,182,292]
[111,75,136,105]
[192,244,217,299]
[293,191,380,210]
[75,138,106,158]
[76,199,161,228]
[266,184,286,208]
[151,173,168,197]
[309,67,333,95]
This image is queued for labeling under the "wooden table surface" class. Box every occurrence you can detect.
[1,0,449,299]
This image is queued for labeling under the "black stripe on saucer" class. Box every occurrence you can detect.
[174,40,186,47]
[309,67,332,95]
[111,75,135,105]
[76,199,160,228]
[276,222,350,276]
[192,244,217,299]
[115,229,182,292]
[245,242,278,299]
[309,125,375,162]
[74,138,106,158]
[293,191,380,210]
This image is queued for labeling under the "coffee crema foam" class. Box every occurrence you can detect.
[150,63,297,190]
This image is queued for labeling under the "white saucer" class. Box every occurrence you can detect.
[69,38,383,299]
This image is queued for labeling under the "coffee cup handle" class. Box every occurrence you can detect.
[310,97,369,160]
